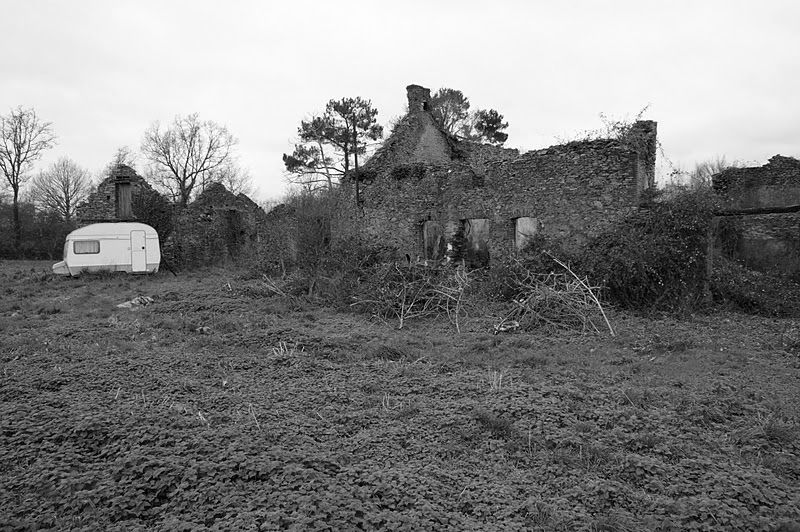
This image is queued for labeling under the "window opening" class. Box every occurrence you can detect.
[421,221,445,261]
[515,217,539,251]
[455,218,490,268]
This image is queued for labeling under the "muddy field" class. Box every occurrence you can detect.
[0,260,798,531]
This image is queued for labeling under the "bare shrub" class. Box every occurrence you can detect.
[495,271,607,335]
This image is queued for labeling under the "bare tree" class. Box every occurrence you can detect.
[142,164,179,203]
[141,114,237,206]
[103,146,138,175]
[0,106,56,249]
[689,156,739,189]
[30,157,90,222]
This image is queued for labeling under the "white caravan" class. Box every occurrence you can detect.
[52,222,161,276]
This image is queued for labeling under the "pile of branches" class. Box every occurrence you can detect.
[493,258,613,335]
[352,263,470,331]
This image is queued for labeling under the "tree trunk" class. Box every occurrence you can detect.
[316,140,334,192]
[352,121,361,207]
[12,185,21,254]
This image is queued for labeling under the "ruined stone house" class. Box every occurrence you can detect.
[76,164,157,225]
[712,155,800,278]
[338,84,658,265]
[163,183,268,266]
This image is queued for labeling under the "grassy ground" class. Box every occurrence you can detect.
[0,260,798,531]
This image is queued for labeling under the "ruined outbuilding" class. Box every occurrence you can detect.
[340,84,658,265]
[163,183,268,267]
[76,165,157,225]
[712,155,800,278]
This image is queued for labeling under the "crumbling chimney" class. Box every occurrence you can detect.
[406,84,431,113]
[630,120,658,192]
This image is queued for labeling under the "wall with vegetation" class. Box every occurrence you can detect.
[163,183,267,268]
[341,120,657,263]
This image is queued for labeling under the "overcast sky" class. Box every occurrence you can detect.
[3,0,799,201]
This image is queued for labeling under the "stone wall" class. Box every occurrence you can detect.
[713,155,800,210]
[347,138,651,262]
[712,155,800,278]
[76,165,156,225]
[338,85,657,265]
[733,213,800,276]
[163,183,267,267]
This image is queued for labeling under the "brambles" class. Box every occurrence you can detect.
[580,186,721,311]
[262,185,793,324]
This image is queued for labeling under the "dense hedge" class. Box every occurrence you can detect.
[0,201,74,260]
[579,188,721,311]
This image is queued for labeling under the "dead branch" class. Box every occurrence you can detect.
[546,253,615,336]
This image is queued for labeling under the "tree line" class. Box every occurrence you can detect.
[0,108,253,259]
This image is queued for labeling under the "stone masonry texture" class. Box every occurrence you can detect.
[76,165,156,225]
[163,183,267,267]
[713,155,800,277]
[338,84,657,263]
[713,155,800,211]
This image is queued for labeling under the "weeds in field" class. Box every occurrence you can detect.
[474,409,518,440]
[381,393,394,411]
[523,497,553,527]
[395,402,420,419]
[261,275,288,298]
[591,509,638,532]
[272,341,301,357]
[487,369,505,391]
[756,413,798,445]
[370,343,409,362]
[248,403,261,430]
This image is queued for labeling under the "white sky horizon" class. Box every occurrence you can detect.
[2,0,799,203]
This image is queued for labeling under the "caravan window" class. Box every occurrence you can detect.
[74,240,100,254]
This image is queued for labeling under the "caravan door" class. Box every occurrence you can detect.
[131,230,147,272]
